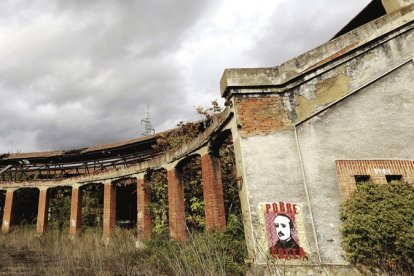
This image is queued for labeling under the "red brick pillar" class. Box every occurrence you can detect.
[167,166,186,241]
[1,189,15,233]
[36,188,49,234]
[201,153,226,230]
[137,175,152,239]
[69,187,82,236]
[103,181,116,239]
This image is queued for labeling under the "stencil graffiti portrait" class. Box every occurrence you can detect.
[263,201,307,260]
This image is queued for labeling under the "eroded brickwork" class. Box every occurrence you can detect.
[137,177,152,239]
[167,168,186,241]
[201,153,226,230]
[36,189,49,234]
[69,188,82,236]
[103,182,116,239]
[234,95,292,136]
[1,190,14,233]
[336,160,414,199]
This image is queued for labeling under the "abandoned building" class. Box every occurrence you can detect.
[0,0,413,273]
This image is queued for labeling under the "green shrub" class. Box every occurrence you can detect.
[340,181,414,274]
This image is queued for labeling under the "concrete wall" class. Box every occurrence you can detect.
[226,6,414,270]
[297,61,414,264]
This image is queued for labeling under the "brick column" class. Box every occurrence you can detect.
[137,175,152,239]
[1,189,15,233]
[69,187,82,236]
[201,153,226,230]
[103,181,116,239]
[36,188,49,234]
[167,167,186,241]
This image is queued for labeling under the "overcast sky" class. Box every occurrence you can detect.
[0,0,371,153]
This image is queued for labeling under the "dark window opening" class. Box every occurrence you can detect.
[386,175,403,183]
[115,178,137,229]
[354,175,370,183]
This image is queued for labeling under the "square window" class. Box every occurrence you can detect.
[385,175,402,183]
[354,175,370,183]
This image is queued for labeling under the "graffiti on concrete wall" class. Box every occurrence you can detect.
[262,201,307,260]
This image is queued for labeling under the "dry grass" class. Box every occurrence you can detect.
[0,226,138,275]
[0,226,246,275]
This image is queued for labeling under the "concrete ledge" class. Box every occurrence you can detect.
[220,4,414,98]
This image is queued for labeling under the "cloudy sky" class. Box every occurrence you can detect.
[0,0,371,153]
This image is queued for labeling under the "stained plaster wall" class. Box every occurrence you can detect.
[235,129,320,264]
[230,15,414,267]
[296,61,414,264]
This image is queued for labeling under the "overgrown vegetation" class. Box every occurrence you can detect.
[153,100,222,151]
[182,157,205,232]
[13,188,39,225]
[0,226,246,275]
[145,170,169,236]
[82,184,104,229]
[0,101,247,274]
[146,100,243,237]
[48,187,71,231]
[340,181,414,275]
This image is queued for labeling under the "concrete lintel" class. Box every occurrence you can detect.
[72,183,82,189]
[164,160,180,171]
[4,187,18,192]
[132,173,145,180]
[195,145,209,157]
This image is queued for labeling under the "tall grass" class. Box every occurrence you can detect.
[0,226,246,275]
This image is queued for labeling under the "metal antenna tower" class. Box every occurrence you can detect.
[140,106,155,136]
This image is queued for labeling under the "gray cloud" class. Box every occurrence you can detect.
[0,0,371,153]
[249,0,371,66]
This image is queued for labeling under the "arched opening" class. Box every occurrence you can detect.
[179,155,205,233]
[113,177,137,229]
[48,186,72,232]
[145,169,168,236]
[212,130,244,237]
[81,183,104,231]
[13,188,39,227]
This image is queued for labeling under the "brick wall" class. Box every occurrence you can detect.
[336,160,414,199]
[103,182,116,239]
[200,153,226,230]
[69,188,82,236]
[234,95,292,136]
[167,168,186,241]
[1,190,14,233]
[137,177,152,239]
[36,189,49,234]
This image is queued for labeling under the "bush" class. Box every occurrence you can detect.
[340,181,414,274]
